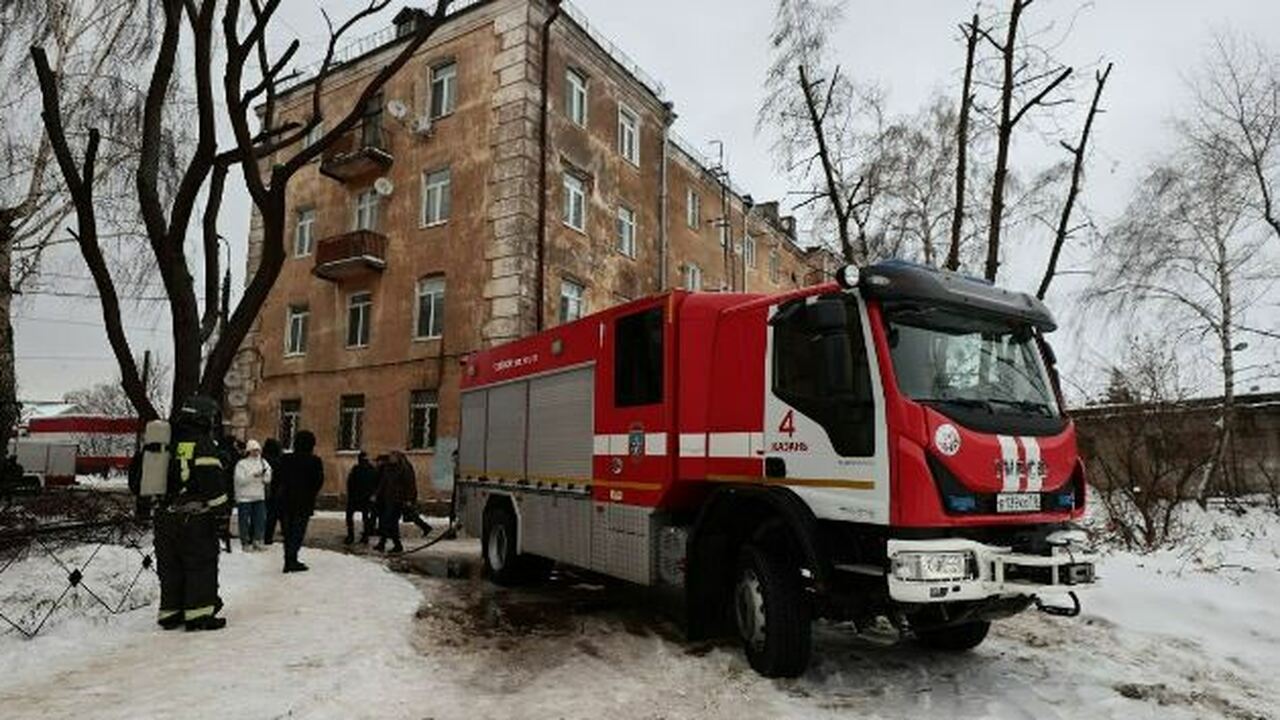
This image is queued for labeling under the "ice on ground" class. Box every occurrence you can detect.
[0,503,1276,719]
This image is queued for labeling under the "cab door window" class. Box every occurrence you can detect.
[772,296,874,456]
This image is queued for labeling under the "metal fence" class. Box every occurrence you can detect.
[0,488,156,639]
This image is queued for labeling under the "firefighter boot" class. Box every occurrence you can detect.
[157,611,184,630]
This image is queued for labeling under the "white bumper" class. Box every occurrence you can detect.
[886,537,1096,604]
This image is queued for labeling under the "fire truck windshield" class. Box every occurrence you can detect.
[883,306,1060,419]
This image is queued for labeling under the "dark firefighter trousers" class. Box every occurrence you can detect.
[155,509,222,622]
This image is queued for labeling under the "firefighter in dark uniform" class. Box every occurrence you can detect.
[155,396,229,631]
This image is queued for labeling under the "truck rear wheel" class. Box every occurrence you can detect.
[733,544,811,678]
[482,503,551,586]
[915,620,990,651]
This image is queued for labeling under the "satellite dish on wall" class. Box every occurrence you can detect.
[386,99,409,119]
[374,177,395,196]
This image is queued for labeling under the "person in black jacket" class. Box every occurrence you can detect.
[277,430,323,573]
[344,451,377,545]
[261,438,283,544]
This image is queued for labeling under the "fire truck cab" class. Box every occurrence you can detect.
[456,260,1095,677]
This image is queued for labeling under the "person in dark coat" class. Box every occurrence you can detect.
[344,451,377,545]
[277,430,324,572]
[373,451,429,553]
[261,438,284,544]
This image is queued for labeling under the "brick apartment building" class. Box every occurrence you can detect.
[225,0,836,498]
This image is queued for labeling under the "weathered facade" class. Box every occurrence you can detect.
[225,0,834,498]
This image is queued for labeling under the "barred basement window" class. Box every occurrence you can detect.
[338,395,365,451]
[408,390,439,450]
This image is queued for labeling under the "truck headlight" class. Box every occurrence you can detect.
[892,552,975,582]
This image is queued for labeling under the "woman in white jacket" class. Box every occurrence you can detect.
[233,439,272,551]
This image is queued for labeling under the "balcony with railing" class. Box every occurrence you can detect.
[313,230,388,281]
[319,122,393,183]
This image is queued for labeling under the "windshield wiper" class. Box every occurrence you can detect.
[915,397,993,413]
[986,398,1054,417]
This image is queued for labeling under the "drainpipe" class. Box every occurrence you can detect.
[741,194,755,292]
[535,0,562,332]
[659,102,675,290]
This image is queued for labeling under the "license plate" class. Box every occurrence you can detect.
[996,493,1041,513]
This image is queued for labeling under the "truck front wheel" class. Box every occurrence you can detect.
[733,544,812,678]
[915,620,991,652]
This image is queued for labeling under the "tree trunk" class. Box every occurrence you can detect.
[985,0,1024,282]
[798,64,855,264]
[947,14,978,271]
[0,224,18,454]
[1217,233,1238,497]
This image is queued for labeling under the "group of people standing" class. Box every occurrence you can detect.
[343,449,432,554]
[226,431,324,572]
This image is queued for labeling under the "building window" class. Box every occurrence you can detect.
[338,394,365,451]
[617,105,639,165]
[354,188,380,231]
[415,276,446,339]
[429,61,457,119]
[686,189,701,229]
[566,68,587,126]
[559,278,585,323]
[616,206,636,258]
[285,304,309,356]
[279,399,301,451]
[770,247,781,284]
[745,234,757,268]
[420,167,451,227]
[294,207,316,257]
[346,292,372,348]
[361,93,383,148]
[563,173,586,231]
[718,221,728,248]
[684,264,702,292]
[614,307,664,407]
[408,390,439,451]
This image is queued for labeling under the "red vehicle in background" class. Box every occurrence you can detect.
[456,260,1095,677]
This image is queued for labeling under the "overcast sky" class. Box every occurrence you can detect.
[14,0,1280,405]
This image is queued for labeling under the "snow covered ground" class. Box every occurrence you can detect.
[0,504,1276,719]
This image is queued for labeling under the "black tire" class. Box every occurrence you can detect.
[916,620,991,652]
[481,503,552,586]
[482,504,523,586]
[732,544,812,678]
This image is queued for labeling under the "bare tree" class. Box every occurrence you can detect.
[1080,337,1211,550]
[1184,33,1280,259]
[1036,62,1112,299]
[0,0,155,453]
[64,358,170,418]
[976,0,1073,281]
[946,14,979,271]
[32,0,457,420]
[1089,140,1270,498]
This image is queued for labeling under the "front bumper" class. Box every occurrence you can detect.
[886,537,1096,604]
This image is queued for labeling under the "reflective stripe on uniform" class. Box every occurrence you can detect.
[205,493,228,508]
[186,604,215,620]
[194,456,223,468]
[158,609,182,620]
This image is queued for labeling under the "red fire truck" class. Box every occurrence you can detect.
[456,260,1095,677]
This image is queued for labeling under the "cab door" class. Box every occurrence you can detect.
[762,292,891,524]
